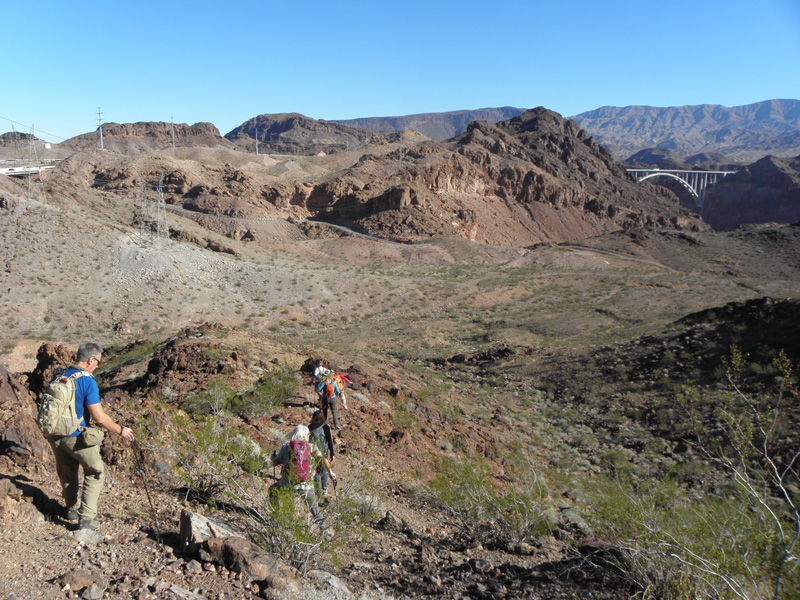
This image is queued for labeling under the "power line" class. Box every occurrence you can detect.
[0,115,67,142]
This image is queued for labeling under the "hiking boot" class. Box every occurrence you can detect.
[66,509,79,521]
[79,519,101,531]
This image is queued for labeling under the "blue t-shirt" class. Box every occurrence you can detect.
[315,380,340,398]
[64,367,100,437]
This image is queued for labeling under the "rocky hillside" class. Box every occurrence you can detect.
[1,291,798,599]
[332,107,526,141]
[308,108,707,245]
[59,122,236,155]
[572,99,800,163]
[34,109,704,249]
[702,154,800,230]
[225,114,378,155]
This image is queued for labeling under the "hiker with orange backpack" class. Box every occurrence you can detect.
[270,424,335,532]
[315,372,342,429]
[332,371,350,410]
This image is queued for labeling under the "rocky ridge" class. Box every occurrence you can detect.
[59,122,236,155]
[225,114,378,156]
[31,109,706,249]
[308,108,707,245]
[0,335,632,600]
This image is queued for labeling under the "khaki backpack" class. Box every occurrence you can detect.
[37,371,89,437]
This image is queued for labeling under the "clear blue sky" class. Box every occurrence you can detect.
[3,0,799,142]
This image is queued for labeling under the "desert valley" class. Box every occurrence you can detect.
[0,100,798,600]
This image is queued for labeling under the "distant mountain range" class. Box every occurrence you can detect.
[571,99,800,164]
[332,107,526,142]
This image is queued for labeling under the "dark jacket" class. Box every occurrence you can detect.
[308,422,334,460]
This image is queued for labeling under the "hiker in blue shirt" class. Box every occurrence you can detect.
[315,372,342,429]
[46,342,134,532]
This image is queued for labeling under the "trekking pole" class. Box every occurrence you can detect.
[131,438,163,541]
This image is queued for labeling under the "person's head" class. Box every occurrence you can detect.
[310,410,326,425]
[76,342,103,371]
[288,424,310,442]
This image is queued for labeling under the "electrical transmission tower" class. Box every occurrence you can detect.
[139,173,168,248]
[13,125,46,199]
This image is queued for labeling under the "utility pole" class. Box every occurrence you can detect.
[171,114,176,150]
[97,107,104,149]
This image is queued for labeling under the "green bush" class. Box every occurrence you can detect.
[580,472,798,600]
[147,401,379,571]
[428,454,555,546]
[579,348,800,600]
[182,367,299,417]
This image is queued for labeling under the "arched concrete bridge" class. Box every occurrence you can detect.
[627,168,736,207]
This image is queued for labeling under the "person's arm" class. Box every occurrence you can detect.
[322,457,335,478]
[86,402,135,441]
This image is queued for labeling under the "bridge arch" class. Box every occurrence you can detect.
[636,172,699,200]
[627,168,736,207]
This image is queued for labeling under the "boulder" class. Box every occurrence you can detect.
[0,365,49,468]
[179,510,243,558]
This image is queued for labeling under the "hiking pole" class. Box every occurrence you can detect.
[131,438,163,541]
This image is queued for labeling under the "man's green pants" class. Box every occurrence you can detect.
[48,435,105,522]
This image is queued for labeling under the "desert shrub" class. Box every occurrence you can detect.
[231,433,271,474]
[146,400,378,571]
[581,471,800,600]
[580,347,800,600]
[230,365,300,416]
[99,340,160,372]
[182,377,236,415]
[182,368,299,417]
[428,454,555,546]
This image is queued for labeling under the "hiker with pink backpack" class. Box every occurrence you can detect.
[269,424,335,535]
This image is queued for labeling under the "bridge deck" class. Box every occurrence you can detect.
[0,165,56,177]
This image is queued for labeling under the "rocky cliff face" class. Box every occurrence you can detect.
[308,108,707,245]
[702,155,800,230]
[59,122,235,154]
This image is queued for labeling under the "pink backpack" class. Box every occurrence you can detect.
[288,441,312,483]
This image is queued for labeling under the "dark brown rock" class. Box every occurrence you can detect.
[0,365,48,468]
[703,155,800,230]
